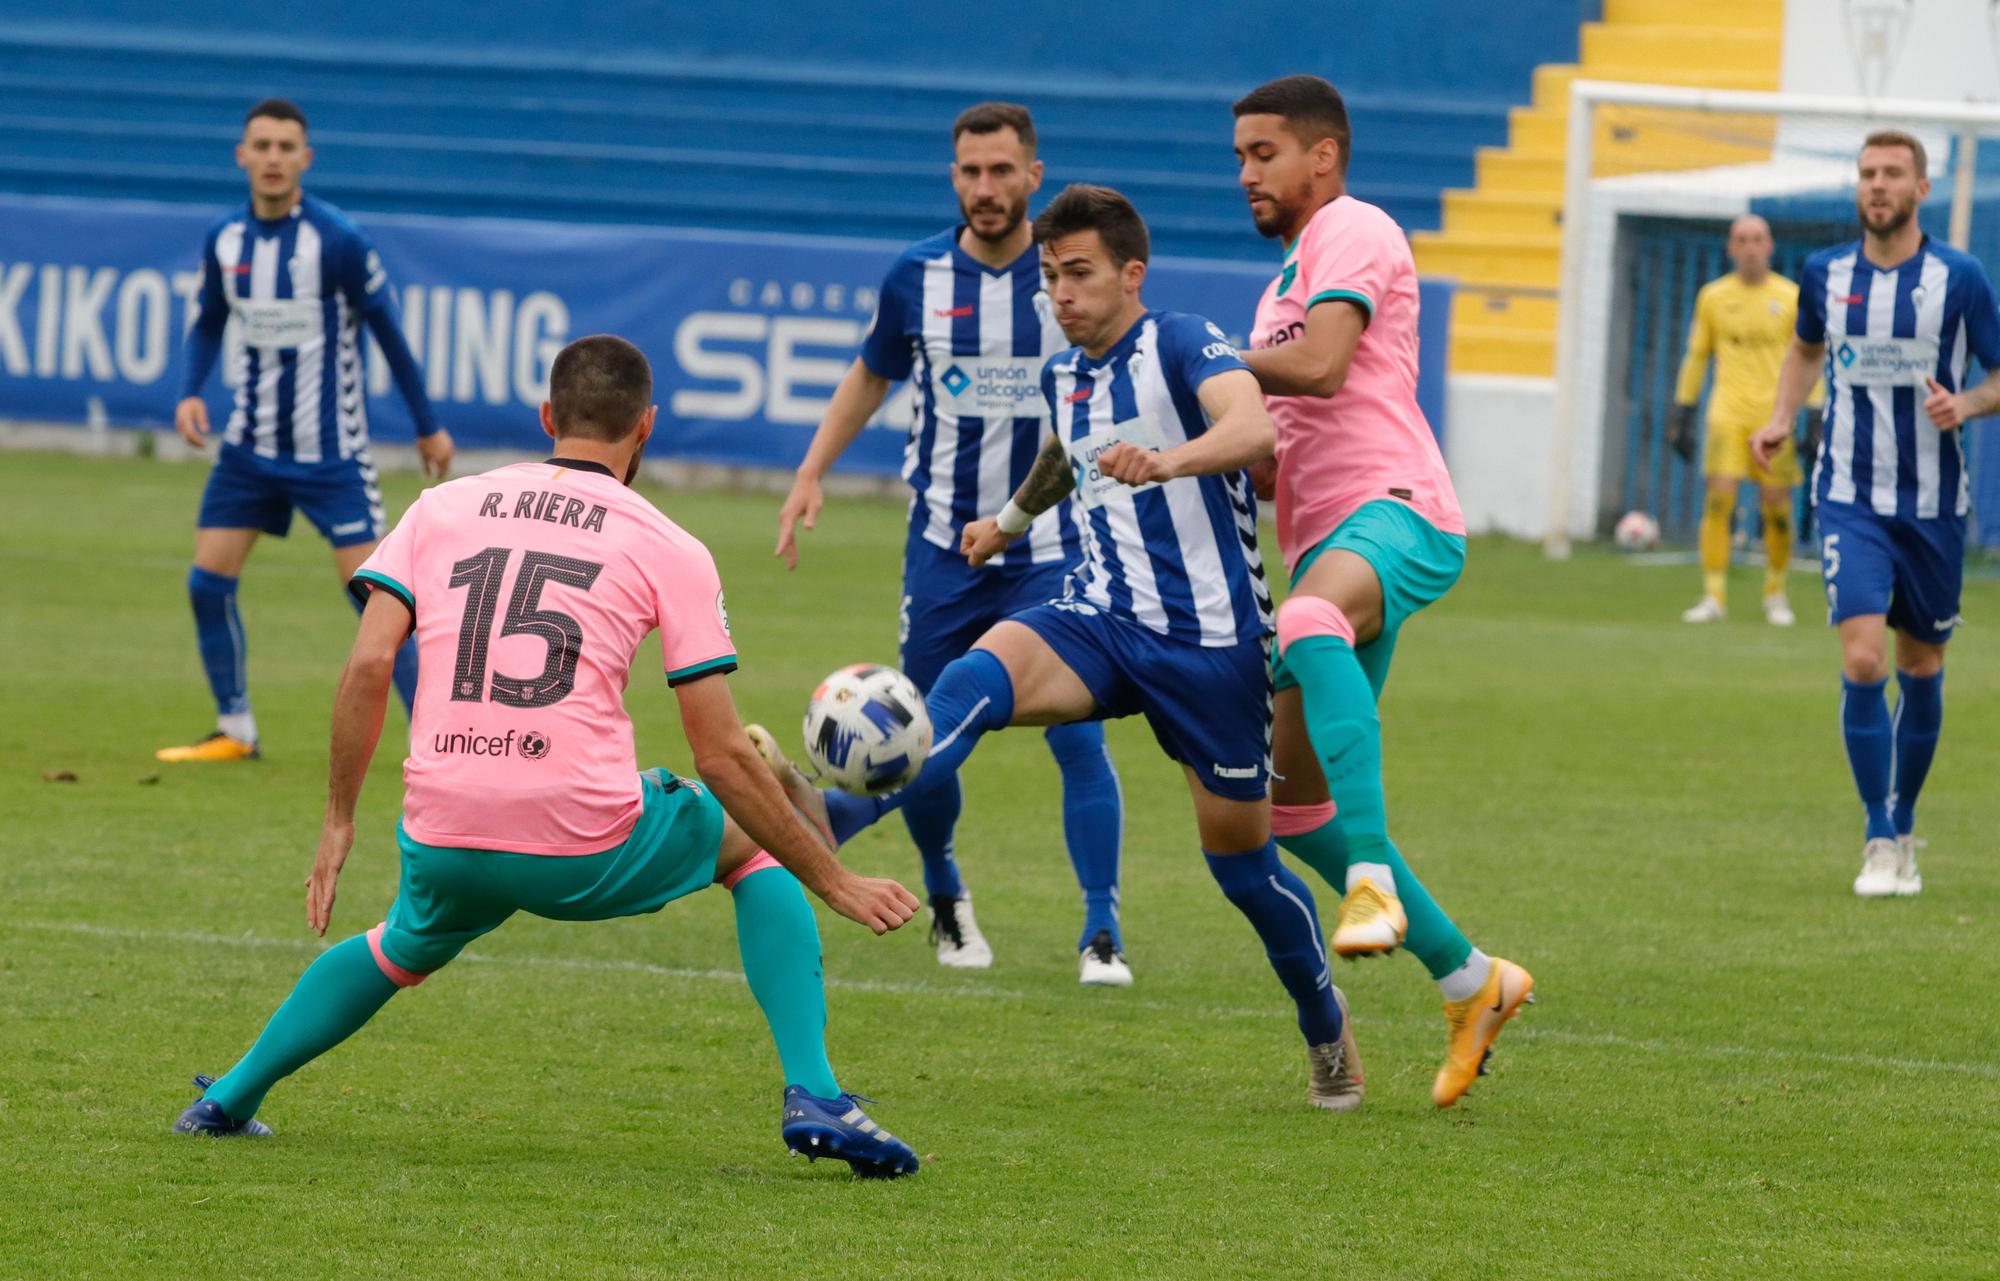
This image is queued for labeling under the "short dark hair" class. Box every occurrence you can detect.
[953,102,1036,153]
[244,98,308,133]
[1861,128,1927,180]
[1032,184,1149,266]
[1233,75,1351,174]
[548,335,652,442]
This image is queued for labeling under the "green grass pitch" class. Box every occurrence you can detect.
[3,450,1997,1279]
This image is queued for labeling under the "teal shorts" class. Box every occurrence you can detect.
[1272,499,1466,695]
[376,768,724,977]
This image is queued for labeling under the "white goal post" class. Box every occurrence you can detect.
[1545,81,2000,556]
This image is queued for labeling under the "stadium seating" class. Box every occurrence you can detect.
[1411,0,1788,376]
[0,13,1588,263]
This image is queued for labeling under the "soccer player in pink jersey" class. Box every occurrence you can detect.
[1232,76,1533,1107]
[172,336,925,1176]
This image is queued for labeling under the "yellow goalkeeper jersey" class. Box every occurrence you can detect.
[1674,271,1813,428]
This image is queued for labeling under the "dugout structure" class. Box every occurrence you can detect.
[1548,82,2000,553]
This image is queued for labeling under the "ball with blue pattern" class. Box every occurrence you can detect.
[802,663,933,796]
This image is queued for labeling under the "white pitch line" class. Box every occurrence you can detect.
[13,920,2000,1083]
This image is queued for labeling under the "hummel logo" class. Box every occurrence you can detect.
[1064,387,1092,403]
[933,305,974,318]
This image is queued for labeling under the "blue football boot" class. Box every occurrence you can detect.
[172,1074,272,1137]
[780,1086,917,1178]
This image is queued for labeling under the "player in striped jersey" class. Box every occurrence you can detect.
[763,185,1367,1111]
[775,104,1127,982]
[1752,130,2000,898]
[159,99,449,764]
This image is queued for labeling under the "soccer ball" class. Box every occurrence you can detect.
[802,664,933,796]
[1613,510,1661,552]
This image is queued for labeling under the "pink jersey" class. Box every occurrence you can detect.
[1251,195,1464,573]
[352,459,735,856]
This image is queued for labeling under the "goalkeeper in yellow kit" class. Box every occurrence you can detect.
[1668,215,1821,626]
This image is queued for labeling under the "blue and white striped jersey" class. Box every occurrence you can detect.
[860,228,1080,567]
[182,194,435,464]
[1798,236,2000,521]
[1043,310,1273,647]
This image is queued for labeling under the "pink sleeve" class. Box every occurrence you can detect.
[654,532,737,685]
[349,495,420,614]
[1298,207,1396,323]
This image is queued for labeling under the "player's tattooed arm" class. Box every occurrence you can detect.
[1016,433,1078,514]
[964,434,1073,567]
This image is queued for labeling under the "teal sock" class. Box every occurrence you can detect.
[204,934,400,1121]
[1274,820,1349,891]
[729,866,840,1098]
[1286,634,1474,979]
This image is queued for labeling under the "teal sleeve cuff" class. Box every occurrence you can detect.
[348,569,414,614]
[666,654,739,686]
[1307,288,1374,319]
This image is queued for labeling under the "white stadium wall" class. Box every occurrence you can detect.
[1779,0,2000,101]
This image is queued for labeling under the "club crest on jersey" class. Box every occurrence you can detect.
[1033,290,1053,324]
[1277,262,1298,294]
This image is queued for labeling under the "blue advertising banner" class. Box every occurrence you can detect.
[0,193,1453,474]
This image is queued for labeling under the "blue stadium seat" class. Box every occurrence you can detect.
[0,25,1531,259]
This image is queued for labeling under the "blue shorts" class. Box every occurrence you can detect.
[197,444,386,548]
[1012,600,1272,801]
[900,523,1075,689]
[1815,501,1964,644]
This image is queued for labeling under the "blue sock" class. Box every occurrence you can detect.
[1841,676,1896,840]
[347,586,418,714]
[825,649,1016,846]
[1892,669,1943,837]
[187,566,250,720]
[1045,721,1122,950]
[1204,842,1342,1046]
[899,774,966,900]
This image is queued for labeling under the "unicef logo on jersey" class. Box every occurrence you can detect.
[519,731,551,760]
[941,364,972,396]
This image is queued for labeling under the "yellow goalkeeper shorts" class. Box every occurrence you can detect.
[1704,416,1802,486]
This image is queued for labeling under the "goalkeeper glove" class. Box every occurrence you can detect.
[1665,404,1697,465]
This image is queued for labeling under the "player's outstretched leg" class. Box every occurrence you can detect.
[158,565,261,761]
[721,849,918,1178]
[820,649,1017,847]
[1045,721,1128,985]
[174,931,412,1133]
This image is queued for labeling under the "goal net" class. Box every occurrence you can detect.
[1549,83,2000,552]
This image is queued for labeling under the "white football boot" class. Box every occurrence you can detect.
[1852,838,1901,898]
[1681,596,1725,624]
[1894,836,1925,897]
[928,891,993,968]
[1078,929,1133,987]
[1762,594,1796,627]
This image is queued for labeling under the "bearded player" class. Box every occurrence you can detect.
[775,103,1127,983]
[172,336,924,1176]
[1232,75,1531,1107]
[1752,131,2000,897]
